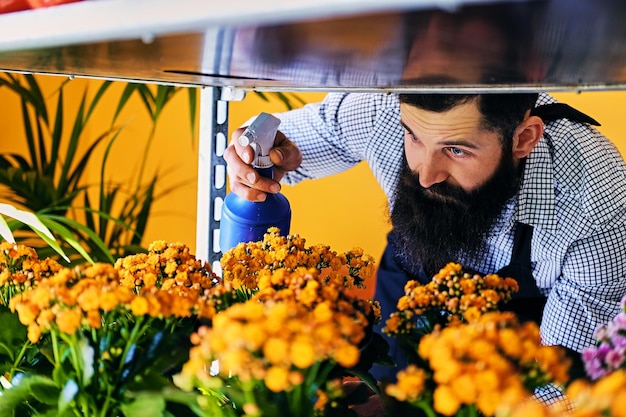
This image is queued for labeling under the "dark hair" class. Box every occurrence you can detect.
[398,93,539,147]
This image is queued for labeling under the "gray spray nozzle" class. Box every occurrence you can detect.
[238,112,281,168]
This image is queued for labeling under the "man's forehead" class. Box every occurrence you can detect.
[399,101,483,131]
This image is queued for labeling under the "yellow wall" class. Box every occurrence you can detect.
[1,75,626,298]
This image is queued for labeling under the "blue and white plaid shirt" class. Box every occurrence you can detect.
[276,92,626,358]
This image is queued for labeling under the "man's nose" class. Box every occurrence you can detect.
[418,156,448,188]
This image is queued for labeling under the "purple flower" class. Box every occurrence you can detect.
[612,312,626,330]
[582,296,626,380]
[583,355,606,380]
[596,343,612,360]
[582,346,599,363]
[612,334,626,350]
[605,348,625,370]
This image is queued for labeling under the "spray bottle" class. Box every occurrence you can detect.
[219,112,291,252]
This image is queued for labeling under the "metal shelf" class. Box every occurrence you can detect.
[0,0,625,93]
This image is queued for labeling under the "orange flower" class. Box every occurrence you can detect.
[14,301,39,326]
[130,296,149,316]
[56,308,82,335]
[265,366,290,393]
[386,365,427,402]
[433,385,461,416]
[334,343,360,368]
[290,337,316,369]
[27,323,41,344]
[263,337,289,365]
[76,285,101,311]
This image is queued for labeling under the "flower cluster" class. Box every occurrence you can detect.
[116,240,217,293]
[385,312,572,417]
[0,240,227,417]
[10,241,227,345]
[9,262,214,344]
[384,262,519,336]
[115,240,237,319]
[581,293,626,380]
[174,228,381,417]
[220,227,376,297]
[0,241,62,305]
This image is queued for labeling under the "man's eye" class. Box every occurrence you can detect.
[449,147,466,156]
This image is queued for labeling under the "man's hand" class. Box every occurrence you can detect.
[343,381,385,417]
[223,127,302,202]
[350,394,384,417]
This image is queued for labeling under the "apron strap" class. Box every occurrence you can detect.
[496,222,546,324]
[530,102,600,126]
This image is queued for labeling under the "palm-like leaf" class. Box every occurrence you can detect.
[0,74,195,263]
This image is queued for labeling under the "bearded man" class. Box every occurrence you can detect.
[225,90,626,400]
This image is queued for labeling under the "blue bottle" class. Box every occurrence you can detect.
[219,112,291,252]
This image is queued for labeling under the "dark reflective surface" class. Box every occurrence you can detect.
[1,0,625,91]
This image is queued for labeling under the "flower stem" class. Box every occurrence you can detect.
[9,340,31,379]
[416,400,438,417]
[60,334,83,384]
[51,331,61,368]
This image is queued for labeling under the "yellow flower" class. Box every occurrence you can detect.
[386,365,427,402]
[611,390,626,417]
[76,285,101,311]
[313,301,333,322]
[433,385,461,416]
[27,323,41,343]
[15,301,38,326]
[242,323,267,351]
[55,308,82,335]
[265,366,290,393]
[86,310,102,329]
[450,373,477,404]
[290,337,316,369]
[130,296,149,316]
[334,343,360,368]
[263,337,289,365]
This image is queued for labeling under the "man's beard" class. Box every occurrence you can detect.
[390,153,522,278]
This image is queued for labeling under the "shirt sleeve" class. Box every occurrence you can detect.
[541,224,626,352]
[273,92,403,193]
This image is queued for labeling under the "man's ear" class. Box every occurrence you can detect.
[512,115,544,159]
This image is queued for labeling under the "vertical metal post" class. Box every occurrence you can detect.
[196,86,229,272]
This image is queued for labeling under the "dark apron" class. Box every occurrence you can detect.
[370,102,600,381]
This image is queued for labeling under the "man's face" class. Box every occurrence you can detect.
[391,101,522,277]
[400,100,504,194]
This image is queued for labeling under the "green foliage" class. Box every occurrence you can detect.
[0,73,197,264]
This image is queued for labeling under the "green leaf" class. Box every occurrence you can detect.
[0,215,14,243]
[187,88,198,142]
[0,307,27,362]
[32,378,62,406]
[37,216,100,264]
[0,202,54,241]
[112,83,139,125]
[0,203,69,261]
[120,393,166,417]
[0,375,59,413]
